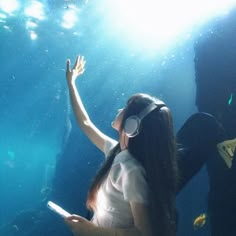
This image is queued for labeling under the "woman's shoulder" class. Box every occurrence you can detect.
[104,138,118,157]
[110,150,149,202]
[114,150,145,174]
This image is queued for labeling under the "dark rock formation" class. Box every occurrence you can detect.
[194,8,236,138]
[194,7,236,236]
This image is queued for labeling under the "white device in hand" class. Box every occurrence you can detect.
[47,201,71,218]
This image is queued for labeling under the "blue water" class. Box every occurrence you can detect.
[0,1,235,235]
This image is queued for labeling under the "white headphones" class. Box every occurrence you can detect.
[124,102,166,138]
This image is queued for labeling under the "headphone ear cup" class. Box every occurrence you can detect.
[124,116,140,138]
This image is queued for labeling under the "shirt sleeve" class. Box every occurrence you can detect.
[122,166,149,205]
[104,139,118,158]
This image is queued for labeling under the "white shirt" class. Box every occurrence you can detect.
[91,139,149,228]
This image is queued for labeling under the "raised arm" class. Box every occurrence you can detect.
[66,55,113,153]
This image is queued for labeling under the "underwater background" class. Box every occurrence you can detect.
[0,1,236,235]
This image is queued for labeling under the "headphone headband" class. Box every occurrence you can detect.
[138,102,165,120]
[124,101,166,138]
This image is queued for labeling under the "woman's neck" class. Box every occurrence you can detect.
[119,131,128,150]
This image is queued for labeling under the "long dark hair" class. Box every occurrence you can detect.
[87,93,178,236]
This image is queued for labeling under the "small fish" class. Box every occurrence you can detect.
[40,186,51,196]
[228,93,233,106]
[12,225,19,232]
[217,138,236,168]
[193,213,207,230]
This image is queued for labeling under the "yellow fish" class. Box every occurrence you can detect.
[193,213,207,230]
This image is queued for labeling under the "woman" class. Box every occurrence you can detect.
[64,55,178,236]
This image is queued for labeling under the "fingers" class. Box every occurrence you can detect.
[73,55,85,68]
[82,58,86,69]
[80,56,86,68]
[73,55,86,70]
[73,55,80,69]
[66,214,85,222]
[66,59,71,72]
[66,55,86,78]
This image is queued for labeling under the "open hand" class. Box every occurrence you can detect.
[66,55,86,83]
